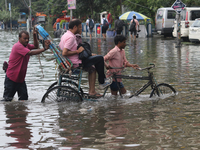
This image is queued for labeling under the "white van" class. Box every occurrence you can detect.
[172,7,200,40]
[155,7,176,37]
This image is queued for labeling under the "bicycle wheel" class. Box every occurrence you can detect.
[47,80,83,95]
[41,86,83,103]
[150,83,176,98]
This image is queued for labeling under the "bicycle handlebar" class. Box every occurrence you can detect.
[138,63,155,71]
[108,63,155,71]
[108,67,125,69]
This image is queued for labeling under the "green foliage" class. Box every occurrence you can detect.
[1,0,200,26]
[0,9,18,22]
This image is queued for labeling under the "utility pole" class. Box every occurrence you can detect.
[29,0,32,32]
[176,13,181,48]
[9,3,11,31]
[27,0,32,33]
[171,0,186,48]
[5,0,7,10]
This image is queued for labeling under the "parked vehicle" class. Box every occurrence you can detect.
[35,12,46,27]
[189,18,200,42]
[155,7,176,37]
[173,7,200,41]
[18,12,27,28]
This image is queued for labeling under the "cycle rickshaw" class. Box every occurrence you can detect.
[36,25,176,103]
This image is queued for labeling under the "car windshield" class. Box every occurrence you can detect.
[191,19,200,27]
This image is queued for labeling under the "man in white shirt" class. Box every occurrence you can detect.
[86,15,94,39]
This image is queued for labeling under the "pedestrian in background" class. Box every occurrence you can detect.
[101,14,109,39]
[114,16,124,35]
[129,15,140,40]
[86,15,94,39]
[107,11,112,28]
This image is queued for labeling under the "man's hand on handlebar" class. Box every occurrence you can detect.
[131,64,140,70]
[105,64,111,70]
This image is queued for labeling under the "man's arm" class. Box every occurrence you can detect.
[33,26,39,49]
[137,20,140,30]
[114,20,117,30]
[86,19,89,26]
[27,40,50,56]
[125,62,139,69]
[62,46,84,56]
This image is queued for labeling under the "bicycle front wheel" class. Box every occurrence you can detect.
[150,83,176,98]
[41,86,83,103]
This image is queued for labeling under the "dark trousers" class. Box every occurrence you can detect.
[116,29,122,35]
[3,75,28,101]
[82,55,106,84]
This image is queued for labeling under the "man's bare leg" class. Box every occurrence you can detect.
[134,34,136,40]
[131,34,133,40]
[88,70,97,95]
[103,33,106,39]
[111,87,126,96]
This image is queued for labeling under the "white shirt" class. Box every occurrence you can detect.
[101,18,108,24]
[86,18,94,30]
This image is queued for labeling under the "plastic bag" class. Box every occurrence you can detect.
[3,61,8,73]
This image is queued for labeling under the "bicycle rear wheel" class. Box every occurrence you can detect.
[47,80,83,95]
[150,83,176,98]
[41,86,83,103]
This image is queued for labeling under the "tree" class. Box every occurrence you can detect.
[0,9,19,29]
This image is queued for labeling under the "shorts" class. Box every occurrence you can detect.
[110,81,124,91]
[130,30,137,35]
[89,28,93,34]
[102,26,108,34]
[116,29,122,35]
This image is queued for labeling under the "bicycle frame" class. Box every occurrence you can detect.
[103,66,158,98]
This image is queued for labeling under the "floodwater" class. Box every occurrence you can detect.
[0,27,200,149]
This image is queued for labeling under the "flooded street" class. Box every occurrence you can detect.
[1,27,200,149]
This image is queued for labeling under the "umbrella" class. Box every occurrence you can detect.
[119,11,150,21]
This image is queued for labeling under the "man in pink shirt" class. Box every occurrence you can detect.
[59,19,111,98]
[104,35,139,95]
[2,29,50,102]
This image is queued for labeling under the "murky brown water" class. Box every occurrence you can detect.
[0,26,200,149]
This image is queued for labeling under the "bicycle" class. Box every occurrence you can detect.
[103,63,176,98]
[41,63,176,102]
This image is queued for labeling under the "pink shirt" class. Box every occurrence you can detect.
[6,41,35,83]
[104,46,129,82]
[59,30,81,68]
[131,19,139,30]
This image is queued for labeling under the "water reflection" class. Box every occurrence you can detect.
[5,102,32,148]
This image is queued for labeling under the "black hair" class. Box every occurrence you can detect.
[89,15,91,18]
[68,19,82,29]
[133,16,136,19]
[102,14,105,18]
[115,16,119,19]
[114,35,126,45]
[19,30,29,38]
